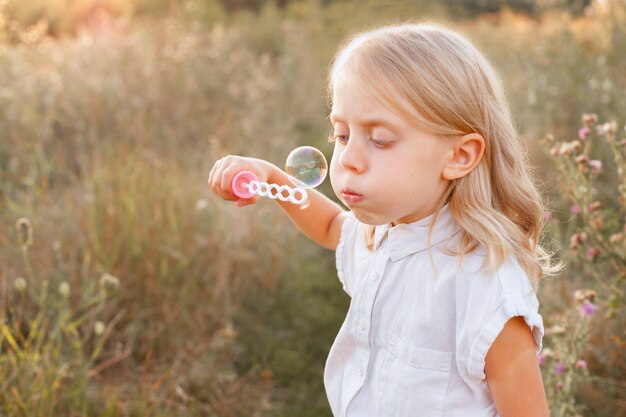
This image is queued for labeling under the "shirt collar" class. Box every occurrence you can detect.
[376,204,461,262]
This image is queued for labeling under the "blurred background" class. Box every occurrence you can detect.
[1,0,625,416]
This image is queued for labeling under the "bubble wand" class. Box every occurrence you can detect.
[230,146,328,205]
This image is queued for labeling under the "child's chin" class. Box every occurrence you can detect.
[350,209,390,227]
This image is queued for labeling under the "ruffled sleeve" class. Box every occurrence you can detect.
[335,211,360,297]
[455,256,544,382]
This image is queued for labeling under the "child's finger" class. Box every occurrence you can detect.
[221,164,243,196]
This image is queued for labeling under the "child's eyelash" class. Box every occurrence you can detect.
[369,137,390,147]
[328,134,349,144]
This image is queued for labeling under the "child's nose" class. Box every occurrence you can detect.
[339,138,366,173]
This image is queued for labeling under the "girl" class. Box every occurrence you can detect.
[209,23,554,417]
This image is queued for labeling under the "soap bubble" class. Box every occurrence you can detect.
[285,146,328,188]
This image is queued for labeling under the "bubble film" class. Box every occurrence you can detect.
[285,146,328,189]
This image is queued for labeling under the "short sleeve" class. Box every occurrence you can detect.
[455,256,544,382]
[335,211,360,297]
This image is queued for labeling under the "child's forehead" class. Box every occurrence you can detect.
[330,74,408,127]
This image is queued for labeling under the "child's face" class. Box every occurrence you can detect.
[329,76,453,226]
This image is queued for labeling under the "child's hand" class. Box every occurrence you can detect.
[208,155,273,207]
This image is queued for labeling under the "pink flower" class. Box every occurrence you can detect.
[581,301,598,317]
[578,127,590,140]
[589,160,602,175]
[575,360,588,370]
[556,381,564,390]
[554,362,566,376]
[586,247,599,261]
[570,204,581,214]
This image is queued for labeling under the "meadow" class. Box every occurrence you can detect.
[1,0,625,416]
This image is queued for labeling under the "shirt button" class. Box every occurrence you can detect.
[369,271,379,281]
[358,320,366,331]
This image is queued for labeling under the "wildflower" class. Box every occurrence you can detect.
[559,140,581,155]
[574,289,596,303]
[99,273,120,294]
[588,160,602,175]
[94,321,106,336]
[570,204,581,214]
[569,232,587,250]
[575,155,589,164]
[588,201,602,211]
[554,362,566,376]
[596,121,617,135]
[575,360,588,370]
[581,301,598,317]
[556,381,564,390]
[586,247,599,261]
[14,277,27,293]
[589,216,604,229]
[15,217,34,247]
[609,233,624,244]
[578,127,590,140]
[582,113,598,126]
[59,281,71,298]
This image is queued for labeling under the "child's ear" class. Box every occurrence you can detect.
[442,133,485,180]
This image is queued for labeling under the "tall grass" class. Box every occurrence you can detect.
[1,0,625,415]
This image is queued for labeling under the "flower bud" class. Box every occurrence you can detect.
[15,218,33,247]
[99,273,120,294]
[94,321,106,336]
[581,301,598,316]
[14,277,27,293]
[588,160,602,175]
[575,360,588,370]
[574,289,596,303]
[582,113,598,126]
[554,362,566,376]
[59,281,71,298]
[609,233,624,244]
[586,247,599,261]
[588,201,602,211]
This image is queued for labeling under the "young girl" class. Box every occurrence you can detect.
[209,23,554,417]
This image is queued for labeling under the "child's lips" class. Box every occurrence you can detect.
[341,188,364,204]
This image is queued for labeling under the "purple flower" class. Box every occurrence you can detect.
[554,362,566,376]
[581,301,598,317]
[570,204,581,214]
[575,360,588,370]
[578,127,590,140]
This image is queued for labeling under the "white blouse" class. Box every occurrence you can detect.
[324,205,544,417]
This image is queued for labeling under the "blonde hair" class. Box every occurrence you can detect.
[327,23,560,287]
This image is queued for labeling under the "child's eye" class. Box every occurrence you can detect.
[369,137,391,148]
[329,134,349,145]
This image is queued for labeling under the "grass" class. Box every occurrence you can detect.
[1,0,625,416]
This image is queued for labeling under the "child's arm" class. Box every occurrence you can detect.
[485,316,550,417]
[208,155,345,250]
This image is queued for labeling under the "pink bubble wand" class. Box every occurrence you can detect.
[230,146,328,206]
